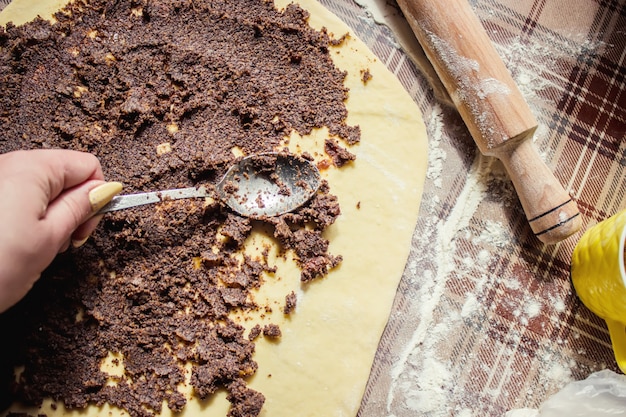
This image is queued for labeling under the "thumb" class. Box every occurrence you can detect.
[43,181,123,250]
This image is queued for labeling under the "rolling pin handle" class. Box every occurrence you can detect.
[497,140,582,244]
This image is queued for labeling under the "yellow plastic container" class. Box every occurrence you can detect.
[571,209,626,374]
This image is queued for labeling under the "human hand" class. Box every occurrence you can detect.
[0,149,122,313]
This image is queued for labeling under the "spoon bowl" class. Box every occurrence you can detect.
[99,153,321,218]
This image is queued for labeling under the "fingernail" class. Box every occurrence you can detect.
[71,236,90,248]
[89,181,123,213]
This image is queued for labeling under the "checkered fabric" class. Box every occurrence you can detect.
[314,0,625,415]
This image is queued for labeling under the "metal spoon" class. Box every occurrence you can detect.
[99,153,321,218]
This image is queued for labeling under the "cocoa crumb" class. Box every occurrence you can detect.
[248,325,262,341]
[262,324,282,338]
[325,138,356,167]
[329,32,349,46]
[283,291,297,314]
[360,68,373,84]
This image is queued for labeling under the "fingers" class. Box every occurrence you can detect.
[0,149,105,213]
[0,149,119,312]
[44,181,123,251]
[24,150,120,250]
[71,214,103,248]
[39,149,105,202]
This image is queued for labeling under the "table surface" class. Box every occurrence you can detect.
[315,0,625,415]
[1,0,625,415]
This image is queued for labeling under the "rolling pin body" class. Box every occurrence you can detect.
[397,0,581,244]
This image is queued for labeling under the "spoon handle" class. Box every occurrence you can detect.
[98,187,210,213]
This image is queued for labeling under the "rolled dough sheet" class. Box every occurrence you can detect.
[0,0,428,415]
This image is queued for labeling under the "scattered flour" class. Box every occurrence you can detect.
[456,409,474,417]
[503,277,522,291]
[425,104,448,188]
[347,1,604,415]
[548,294,567,314]
[524,299,542,319]
[383,114,578,415]
[477,249,490,266]
[462,252,492,271]
[387,152,495,415]
[462,294,480,319]
[474,219,510,248]
[544,361,573,383]
[496,34,606,141]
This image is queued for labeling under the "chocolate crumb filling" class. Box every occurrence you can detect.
[283,291,297,314]
[0,0,360,416]
[262,324,282,339]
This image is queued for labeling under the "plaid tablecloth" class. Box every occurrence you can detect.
[1,0,624,415]
[314,0,625,415]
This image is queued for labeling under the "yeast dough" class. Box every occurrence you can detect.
[0,0,428,415]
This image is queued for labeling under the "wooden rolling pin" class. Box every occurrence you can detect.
[397,0,581,244]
